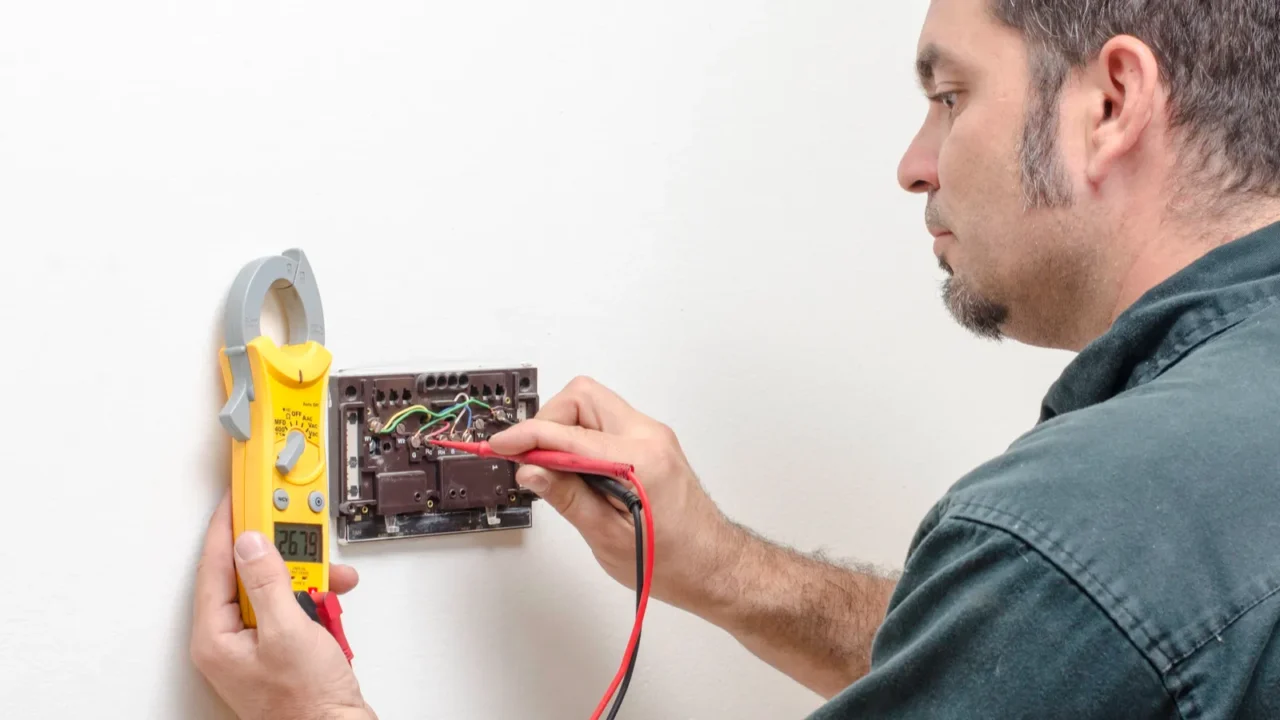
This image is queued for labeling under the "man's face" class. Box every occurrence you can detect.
[899,0,1102,348]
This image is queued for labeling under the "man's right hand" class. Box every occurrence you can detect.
[489,376,745,615]
[491,376,898,699]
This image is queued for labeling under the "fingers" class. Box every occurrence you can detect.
[517,466,619,537]
[194,493,238,630]
[233,531,307,634]
[489,419,555,455]
[330,564,359,595]
[534,376,641,432]
[490,418,629,460]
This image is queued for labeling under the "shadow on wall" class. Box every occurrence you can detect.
[164,299,240,717]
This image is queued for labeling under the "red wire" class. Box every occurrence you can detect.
[588,468,656,720]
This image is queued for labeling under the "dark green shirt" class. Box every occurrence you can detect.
[813,220,1280,719]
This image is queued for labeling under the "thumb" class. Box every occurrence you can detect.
[233,531,306,634]
[518,466,616,537]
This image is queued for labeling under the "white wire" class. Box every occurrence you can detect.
[451,393,471,432]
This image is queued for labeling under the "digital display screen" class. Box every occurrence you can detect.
[274,522,322,563]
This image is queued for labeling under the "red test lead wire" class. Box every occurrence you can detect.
[426,439,655,720]
[589,467,654,720]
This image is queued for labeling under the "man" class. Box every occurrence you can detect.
[192,0,1280,716]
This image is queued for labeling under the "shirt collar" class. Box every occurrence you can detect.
[1041,219,1280,422]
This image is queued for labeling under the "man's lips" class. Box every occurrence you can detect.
[930,228,953,256]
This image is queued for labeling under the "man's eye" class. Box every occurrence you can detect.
[930,91,959,110]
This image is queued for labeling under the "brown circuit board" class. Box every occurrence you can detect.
[326,366,540,543]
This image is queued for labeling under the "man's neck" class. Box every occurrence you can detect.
[1107,199,1280,330]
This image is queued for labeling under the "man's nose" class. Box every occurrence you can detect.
[898,127,939,194]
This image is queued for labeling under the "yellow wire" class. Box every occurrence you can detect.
[380,405,434,433]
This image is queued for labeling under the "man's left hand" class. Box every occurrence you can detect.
[190,492,375,720]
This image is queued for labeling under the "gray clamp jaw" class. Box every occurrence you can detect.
[218,248,326,442]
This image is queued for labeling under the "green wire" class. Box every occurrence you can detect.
[377,398,495,434]
[379,405,435,433]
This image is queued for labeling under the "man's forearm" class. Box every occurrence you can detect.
[686,521,899,698]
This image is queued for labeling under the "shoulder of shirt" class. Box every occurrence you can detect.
[916,303,1280,704]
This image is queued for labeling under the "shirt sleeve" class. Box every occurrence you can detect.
[809,517,1175,720]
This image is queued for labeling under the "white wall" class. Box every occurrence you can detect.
[0,1,1073,717]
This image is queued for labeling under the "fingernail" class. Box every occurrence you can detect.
[521,473,549,493]
[235,531,270,562]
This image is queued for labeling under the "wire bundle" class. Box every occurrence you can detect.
[376,396,492,436]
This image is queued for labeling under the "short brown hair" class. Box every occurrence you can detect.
[991,1,1280,207]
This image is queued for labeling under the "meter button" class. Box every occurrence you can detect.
[276,430,307,475]
[273,489,290,511]
[308,491,325,513]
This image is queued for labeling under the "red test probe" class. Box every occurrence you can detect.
[429,440,634,482]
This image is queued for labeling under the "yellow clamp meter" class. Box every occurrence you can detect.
[217,248,332,628]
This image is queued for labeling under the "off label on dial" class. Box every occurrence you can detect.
[275,404,320,442]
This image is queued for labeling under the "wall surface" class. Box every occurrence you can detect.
[0,1,1073,717]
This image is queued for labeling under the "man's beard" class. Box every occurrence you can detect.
[939,256,1008,341]
[930,95,1069,342]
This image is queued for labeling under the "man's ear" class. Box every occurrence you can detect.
[1084,35,1161,185]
